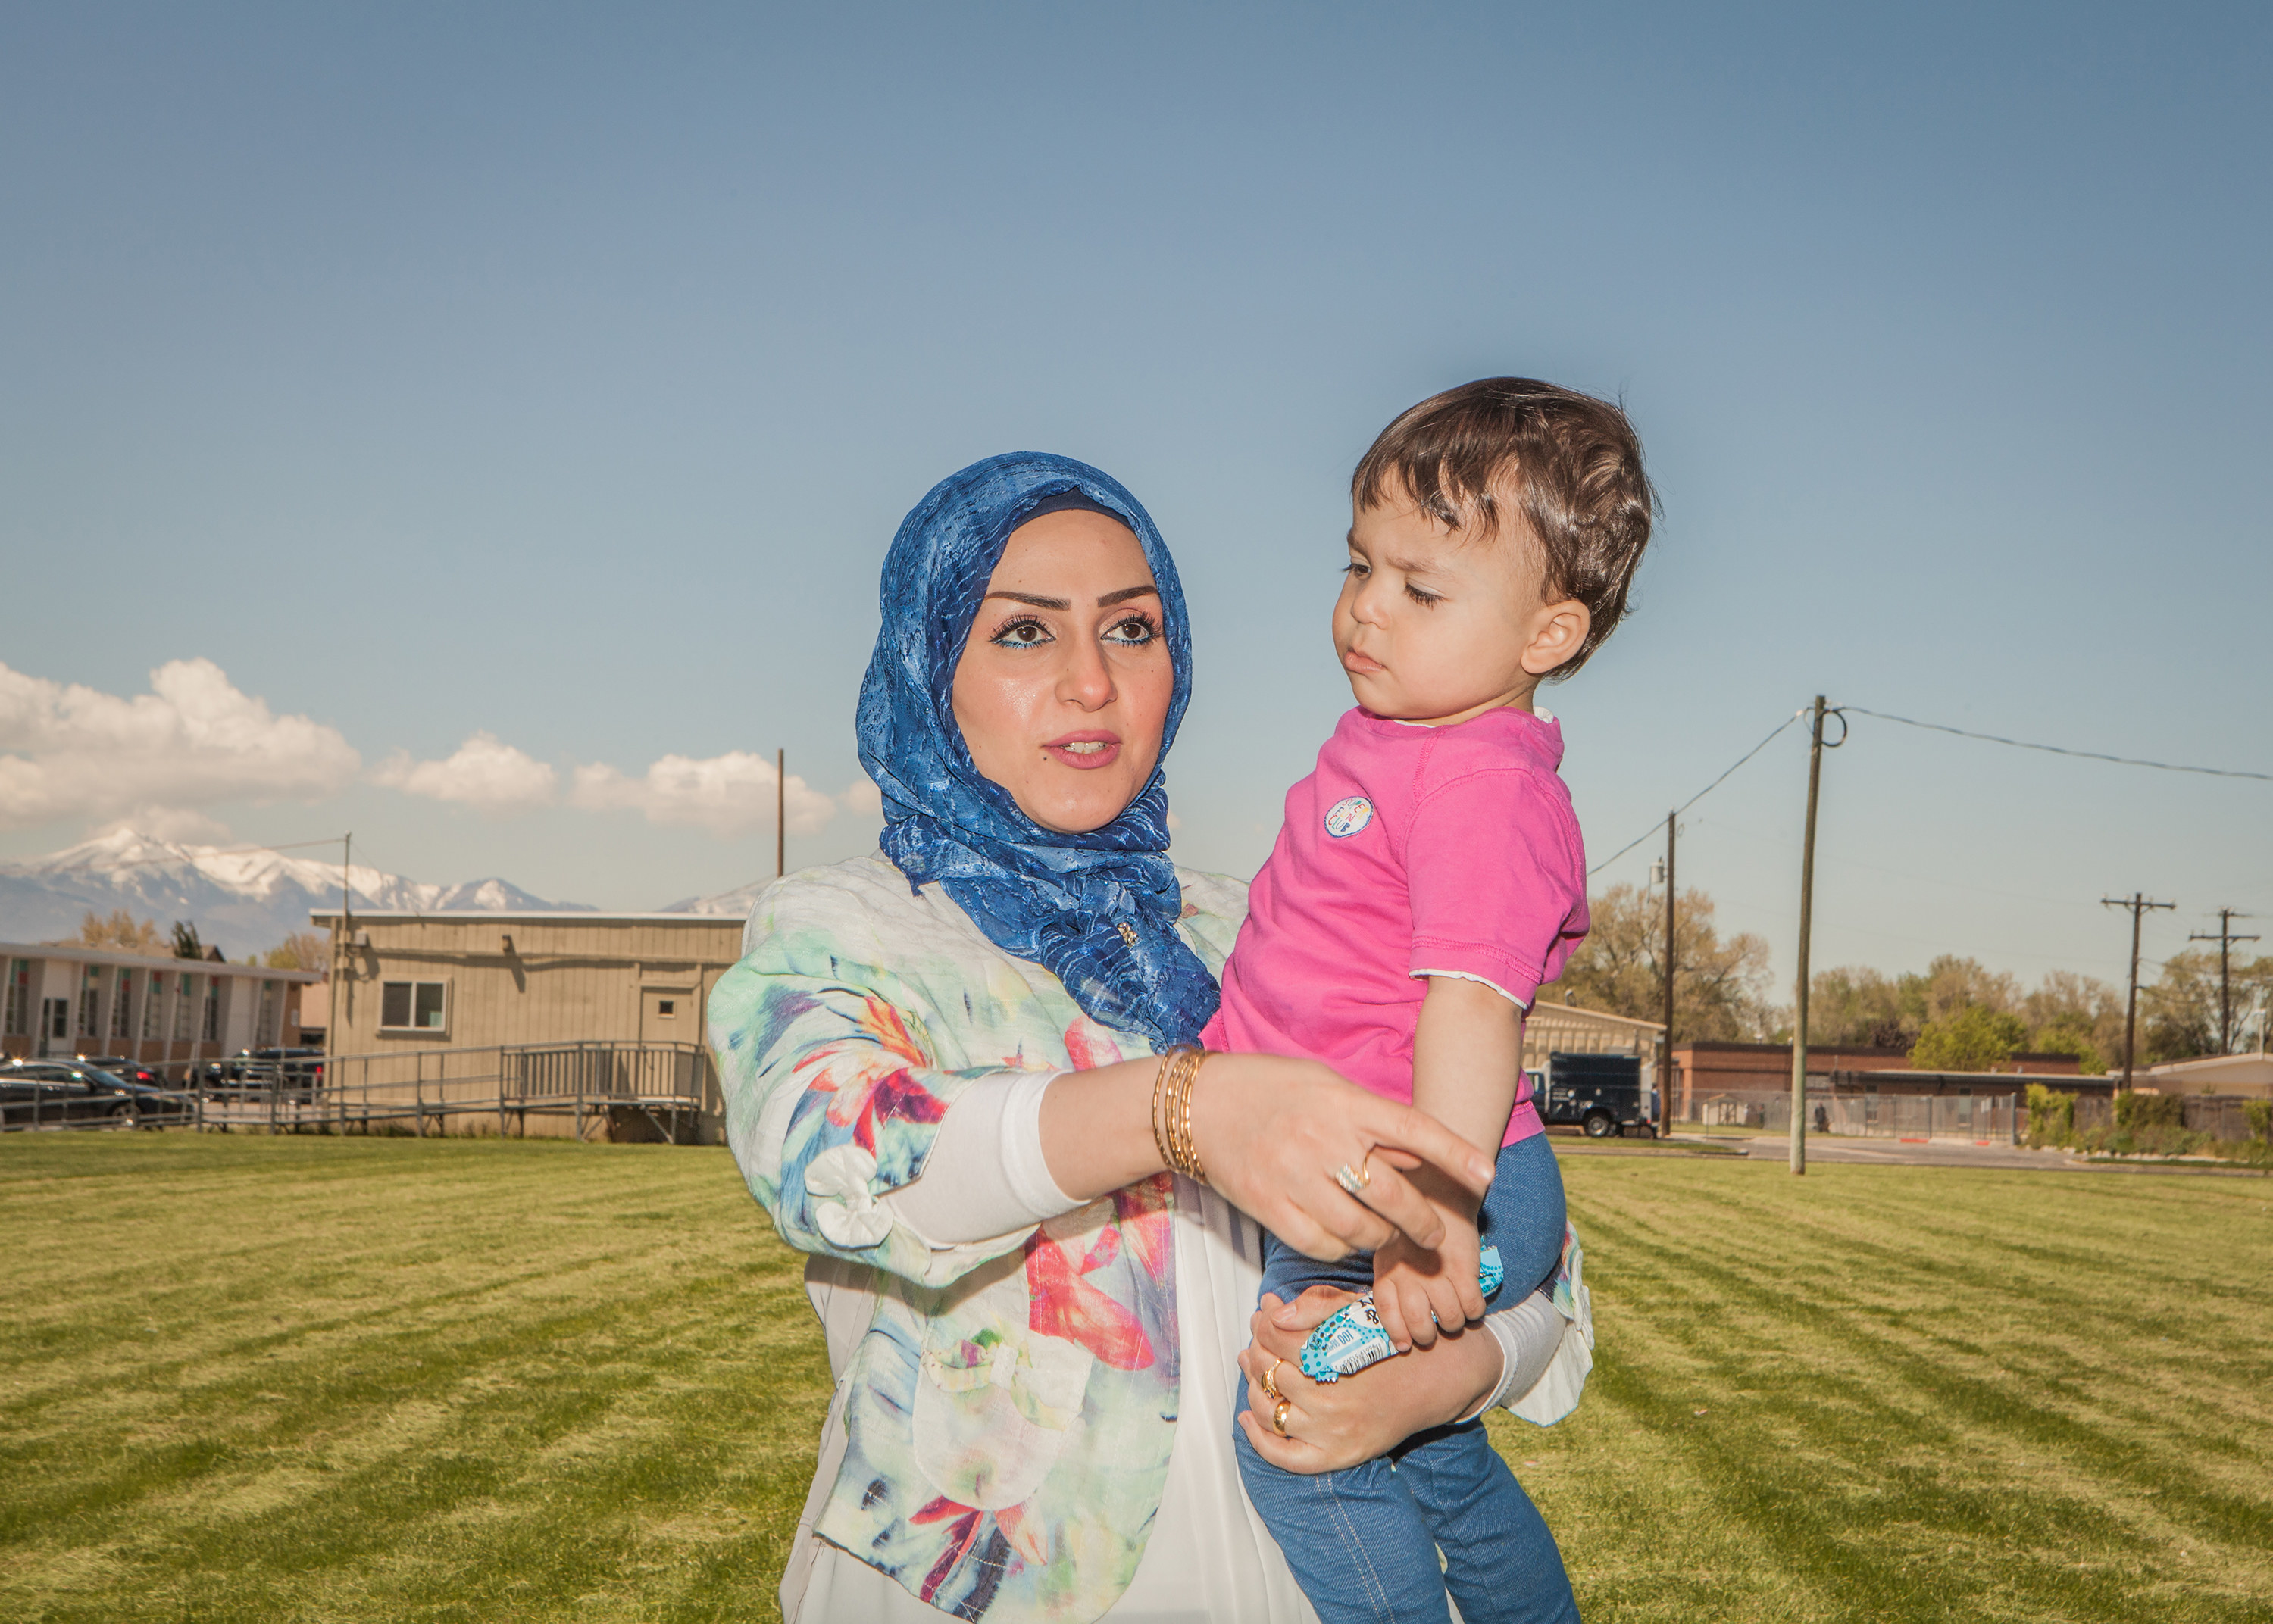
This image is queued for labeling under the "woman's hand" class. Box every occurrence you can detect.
[1234,1287,1502,1473]
[1041,1052,1493,1261]
[1186,1054,1496,1261]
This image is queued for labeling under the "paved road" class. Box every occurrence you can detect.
[1733,1135,2064,1171]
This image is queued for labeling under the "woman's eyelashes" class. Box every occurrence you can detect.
[987,611,1161,650]
[989,616,1053,648]
[1104,612,1160,646]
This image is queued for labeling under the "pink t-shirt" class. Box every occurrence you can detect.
[1202,706,1590,1146]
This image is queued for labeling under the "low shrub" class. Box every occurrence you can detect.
[2247,1099,2273,1144]
[2025,1083,2074,1148]
[2115,1092,2185,1132]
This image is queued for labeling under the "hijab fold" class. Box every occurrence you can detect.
[857,453,1220,1050]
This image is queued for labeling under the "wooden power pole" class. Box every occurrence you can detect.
[1661,810,1677,1137]
[776,749,786,879]
[2188,909,2259,1056]
[2102,893,2175,1092]
[1790,695,1839,1176]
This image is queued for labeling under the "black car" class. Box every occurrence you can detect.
[78,1057,195,1117]
[205,1047,324,1101]
[1531,1052,1659,1138]
[0,1061,170,1127]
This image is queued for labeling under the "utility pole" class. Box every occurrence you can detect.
[776,748,786,880]
[336,832,352,1062]
[2102,893,2175,1092]
[2187,910,2259,1055]
[1661,810,1677,1138]
[1791,696,1838,1176]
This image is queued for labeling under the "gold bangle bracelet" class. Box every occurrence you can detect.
[1150,1048,1177,1176]
[1180,1050,1210,1185]
[1152,1047,1212,1185]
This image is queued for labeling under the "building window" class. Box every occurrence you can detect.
[202,979,220,1042]
[5,960,30,1038]
[257,980,281,1045]
[172,975,195,1041]
[142,974,165,1040]
[111,971,133,1039]
[380,980,449,1033]
[656,999,676,1018]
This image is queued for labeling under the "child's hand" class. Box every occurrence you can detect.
[1370,1207,1486,1352]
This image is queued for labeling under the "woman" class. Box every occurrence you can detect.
[711,453,1593,1622]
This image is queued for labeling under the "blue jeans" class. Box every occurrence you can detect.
[1237,1132,1577,1623]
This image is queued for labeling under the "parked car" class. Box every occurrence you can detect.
[80,1056,172,1089]
[204,1047,324,1100]
[1531,1052,1659,1138]
[0,1060,173,1127]
[77,1057,195,1118]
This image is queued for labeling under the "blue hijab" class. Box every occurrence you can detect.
[857,453,1219,1050]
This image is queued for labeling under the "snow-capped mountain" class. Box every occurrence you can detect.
[658,877,770,920]
[0,829,592,959]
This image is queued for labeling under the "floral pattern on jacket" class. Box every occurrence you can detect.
[710,854,1242,1622]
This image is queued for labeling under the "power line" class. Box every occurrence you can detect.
[1844,707,2273,783]
[1590,710,1805,876]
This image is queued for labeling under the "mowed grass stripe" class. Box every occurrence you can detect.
[1536,1160,2271,1622]
[2,1135,829,1622]
[5,1135,2268,1622]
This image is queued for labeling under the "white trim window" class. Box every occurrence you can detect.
[3,960,27,1038]
[379,980,449,1034]
[111,970,134,1040]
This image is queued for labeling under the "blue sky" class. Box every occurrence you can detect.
[2,2,2267,1000]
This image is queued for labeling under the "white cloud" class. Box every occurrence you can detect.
[0,658,361,832]
[374,732,561,817]
[92,808,235,844]
[570,751,844,839]
[840,777,885,819]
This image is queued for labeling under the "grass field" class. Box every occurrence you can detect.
[2,1135,2266,1622]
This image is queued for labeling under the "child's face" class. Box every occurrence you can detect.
[1333,480,1590,724]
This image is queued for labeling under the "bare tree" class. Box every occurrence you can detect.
[1551,884,1773,1042]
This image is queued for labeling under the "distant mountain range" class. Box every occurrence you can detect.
[0,830,594,960]
[658,877,771,920]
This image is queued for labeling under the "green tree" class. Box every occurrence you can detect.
[1807,966,1920,1048]
[1909,1004,2028,1072]
[2140,949,2273,1063]
[2022,969,2124,1073]
[1917,955,2019,1024]
[1551,883,1772,1042]
[262,932,328,970]
[170,920,205,960]
[72,909,164,956]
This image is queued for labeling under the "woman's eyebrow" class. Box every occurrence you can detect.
[1096,585,1159,606]
[985,590,1072,609]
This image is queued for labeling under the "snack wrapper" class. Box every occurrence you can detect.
[1298,1245,1505,1383]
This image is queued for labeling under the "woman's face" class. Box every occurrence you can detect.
[951,508,1174,833]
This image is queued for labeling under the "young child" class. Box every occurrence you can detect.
[1204,378,1655,1623]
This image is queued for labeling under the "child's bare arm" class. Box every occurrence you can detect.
[1371,976,1525,1351]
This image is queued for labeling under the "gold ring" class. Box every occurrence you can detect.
[1333,1161,1371,1198]
[1271,1397,1292,1437]
[1259,1358,1286,1402]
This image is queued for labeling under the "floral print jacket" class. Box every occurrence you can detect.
[710,855,1246,1622]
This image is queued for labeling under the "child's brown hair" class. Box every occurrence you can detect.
[1352,377,1656,676]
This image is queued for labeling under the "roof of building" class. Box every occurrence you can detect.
[2143,1052,2273,1087]
[308,910,743,926]
[0,941,324,980]
[1528,1002,1664,1033]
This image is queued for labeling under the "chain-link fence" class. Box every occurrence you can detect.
[1673,1085,2018,1143]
